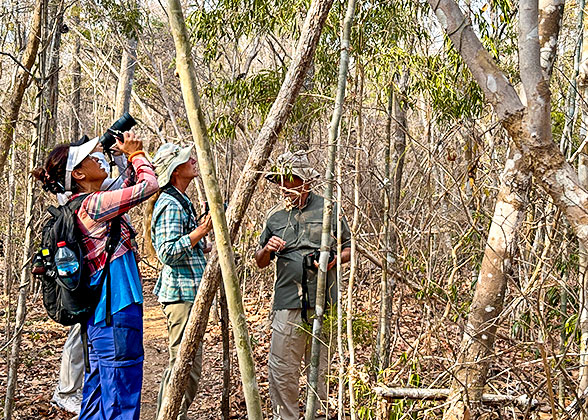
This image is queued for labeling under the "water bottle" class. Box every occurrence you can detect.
[55,241,79,289]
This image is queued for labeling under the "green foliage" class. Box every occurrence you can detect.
[87,0,143,36]
[187,0,308,63]
[551,109,566,145]
[471,0,517,66]
[412,46,484,123]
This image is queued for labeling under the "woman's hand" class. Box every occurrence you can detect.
[115,132,144,157]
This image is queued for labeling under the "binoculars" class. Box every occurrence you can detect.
[99,112,137,151]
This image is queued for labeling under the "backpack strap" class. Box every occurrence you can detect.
[162,185,199,228]
[103,216,122,326]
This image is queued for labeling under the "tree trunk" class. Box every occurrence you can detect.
[219,284,231,420]
[305,0,356,416]
[442,149,531,419]
[346,62,364,420]
[377,85,393,373]
[40,0,64,147]
[157,0,334,417]
[114,36,138,116]
[3,143,17,342]
[70,6,82,142]
[3,100,41,420]
[162,1,263,418]
[578,6,588,410]
[0,0,44,175]
[429,0,566,417]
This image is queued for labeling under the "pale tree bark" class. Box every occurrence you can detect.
[0,0,44,175]
[428,0,567,417]
[377,85,394,373]
[114,36,138,116]
[3,143,17,342]
[158,0,334,417]
[346,62,364,420]
[559,0,584,156]
[578,3,588,410]
[162,0,263,418]
[443,149,531,419]
[305,0,356,417]
[336,135,344,420]
[3,100,41,420]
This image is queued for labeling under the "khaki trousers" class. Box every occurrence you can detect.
[55,323,84,399]
[156,301,203,420]
[269,309,330,420]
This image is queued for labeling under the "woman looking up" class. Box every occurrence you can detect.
[33,132,158,420]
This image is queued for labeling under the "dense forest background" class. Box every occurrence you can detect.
[1,0,588,418]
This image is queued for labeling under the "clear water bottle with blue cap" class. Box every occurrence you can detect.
[55,241,79,289]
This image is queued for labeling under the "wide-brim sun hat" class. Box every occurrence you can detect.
[152,143,194,187]
[266,150,321,183]
[65,136,100,191]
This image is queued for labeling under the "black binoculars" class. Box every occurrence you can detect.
[99,112,137,151]
[303,250,336,271]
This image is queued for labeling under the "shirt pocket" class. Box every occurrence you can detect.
[305,221,323,245]
[272,222,298,247]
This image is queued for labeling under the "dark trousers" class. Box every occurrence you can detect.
[80,303,143,420]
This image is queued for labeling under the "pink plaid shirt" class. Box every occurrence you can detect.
[73,155,158,276]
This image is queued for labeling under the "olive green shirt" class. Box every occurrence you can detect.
[259,192,352,311]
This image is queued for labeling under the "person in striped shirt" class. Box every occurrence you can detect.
[150,143,213,420]
[34,132,158,420]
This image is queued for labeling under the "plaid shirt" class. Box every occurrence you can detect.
[151,187,207,303]
[74,155,158,276]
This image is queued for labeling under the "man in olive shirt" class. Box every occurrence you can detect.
[255,151,351,420]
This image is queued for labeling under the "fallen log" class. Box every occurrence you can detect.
[374,387,539,410]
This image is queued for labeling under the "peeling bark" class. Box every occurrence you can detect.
[428,0,572,417]
[443,150,531,419]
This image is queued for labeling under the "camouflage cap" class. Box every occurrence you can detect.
[266,150,321,183]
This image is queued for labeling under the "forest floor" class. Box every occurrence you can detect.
[0,262,301,420]
[2,257,545,419]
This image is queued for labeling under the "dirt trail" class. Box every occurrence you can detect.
[1,272,273,419]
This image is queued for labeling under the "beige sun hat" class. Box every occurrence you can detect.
[266,150,321,183]
[152,143,193,187]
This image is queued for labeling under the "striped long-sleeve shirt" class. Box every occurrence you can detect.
[74,155,159,276]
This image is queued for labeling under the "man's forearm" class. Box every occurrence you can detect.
[340,247,351,264]
[255,247,272,268]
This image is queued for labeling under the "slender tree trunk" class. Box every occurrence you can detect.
[0,0,44,175]
[219,285,231,420]
[377,85,393,374]
[3,143,17,342]
[559,0,584,156]
[578,8,588,406]
[336,114,346,420]
[3,100,41,420]
[305,0,356,416]
[162,1,263,418]
[114,36,138,116]
[70,6,82,141]
[157,0,334,417]
[41,0,64,147]
[346,64,363,420]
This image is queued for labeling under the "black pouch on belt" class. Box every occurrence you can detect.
[301,250,335,324]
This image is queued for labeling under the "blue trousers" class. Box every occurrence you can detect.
[80,303,143,420]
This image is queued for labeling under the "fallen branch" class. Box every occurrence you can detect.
[374,387,539,410]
